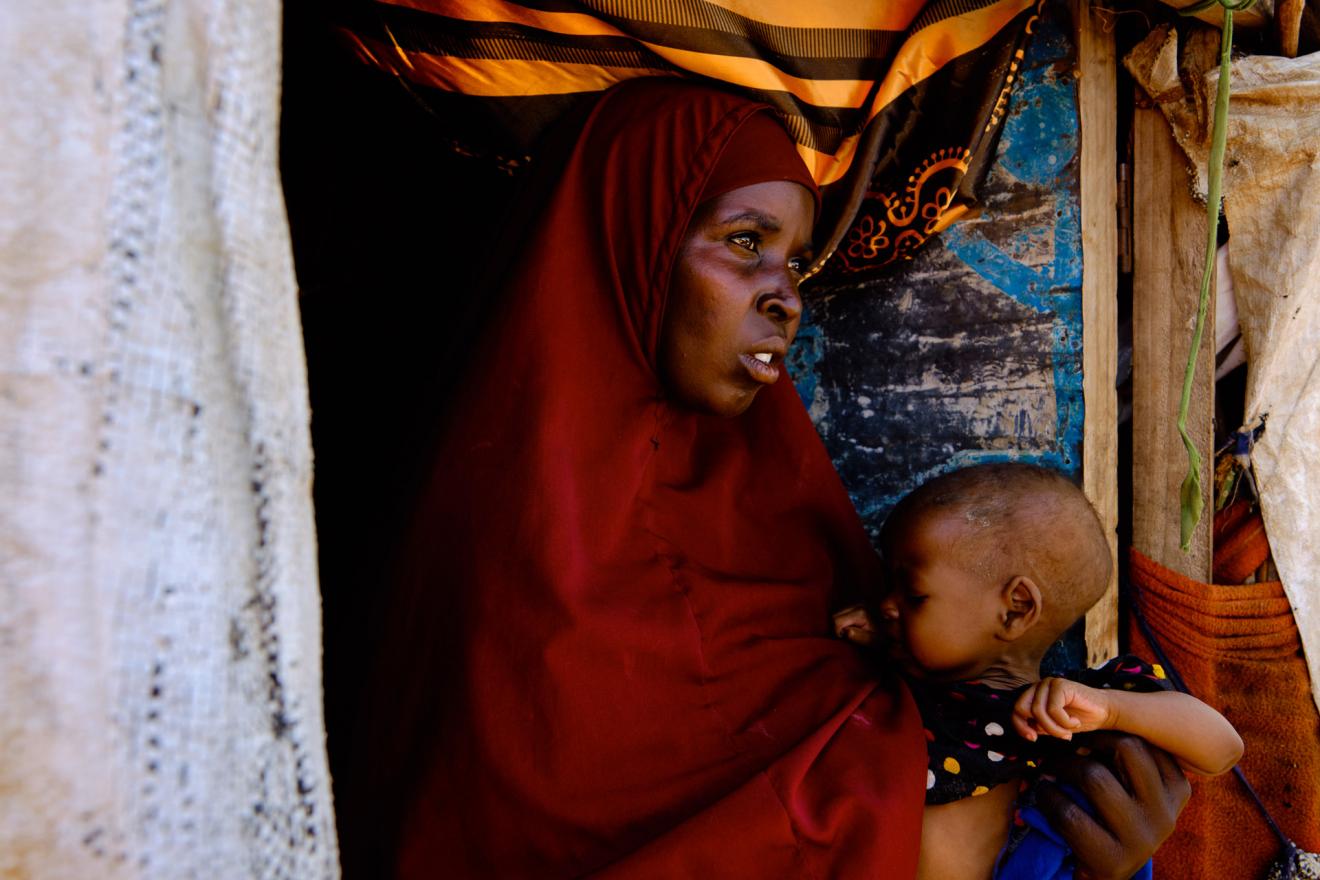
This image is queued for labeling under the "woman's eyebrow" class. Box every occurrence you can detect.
[716,210,781,232]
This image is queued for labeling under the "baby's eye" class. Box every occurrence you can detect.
[787,256,810,275]
[729,232,760,253]
[903,593,927,608]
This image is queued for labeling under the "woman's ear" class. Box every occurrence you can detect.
[997,575,1042,641]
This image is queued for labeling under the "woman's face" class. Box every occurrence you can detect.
[660,180,815,417]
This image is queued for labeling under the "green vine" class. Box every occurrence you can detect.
[1175,0,1256,551]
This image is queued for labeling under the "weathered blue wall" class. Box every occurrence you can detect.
[796,7,1083,531]
[793,6,1087,666]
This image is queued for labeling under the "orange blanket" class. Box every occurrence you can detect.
[1127,549,1320,878]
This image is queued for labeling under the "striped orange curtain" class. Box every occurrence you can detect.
[335,0,1042,278]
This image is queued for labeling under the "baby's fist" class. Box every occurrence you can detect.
[1012,677,1112,742]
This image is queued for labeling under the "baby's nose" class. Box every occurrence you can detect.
[878,595,900,620]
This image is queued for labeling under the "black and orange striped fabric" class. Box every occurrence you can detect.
[335,0,1044,280]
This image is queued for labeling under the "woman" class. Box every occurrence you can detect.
[353,79,1187,879]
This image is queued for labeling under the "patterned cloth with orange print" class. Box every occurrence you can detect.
[333,0,1045,281]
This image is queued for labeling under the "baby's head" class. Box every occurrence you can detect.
[874,463,1111,683]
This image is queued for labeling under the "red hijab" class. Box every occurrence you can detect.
[381,78,924,878]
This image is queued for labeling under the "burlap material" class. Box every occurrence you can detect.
[1213,499,1272,585]
[1,2,337,876]
[1128,549,1320,879]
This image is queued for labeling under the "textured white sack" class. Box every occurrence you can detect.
[0,1,338,877]
[1126,29,1320,718]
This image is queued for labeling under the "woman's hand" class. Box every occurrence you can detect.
[1012,678,1114,741]
[832,604,879,646]
[1036,732,1190,880]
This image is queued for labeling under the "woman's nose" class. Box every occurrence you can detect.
[757,273,802,326]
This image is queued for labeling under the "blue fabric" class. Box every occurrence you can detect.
[993,784,1153,880]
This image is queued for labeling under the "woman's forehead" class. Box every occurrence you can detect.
[692,181,816,237]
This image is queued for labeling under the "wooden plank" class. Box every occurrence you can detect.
[1076,0,1120,667]
[1131,105,1215,581]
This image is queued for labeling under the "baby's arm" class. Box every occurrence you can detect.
[1012,677,1243,776]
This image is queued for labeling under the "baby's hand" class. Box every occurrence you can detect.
[833,604,879,646]
[1012,677,1114,742]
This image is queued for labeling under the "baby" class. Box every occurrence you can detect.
[834,462,1242,880]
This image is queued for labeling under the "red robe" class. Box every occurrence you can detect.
[368,78,925,879]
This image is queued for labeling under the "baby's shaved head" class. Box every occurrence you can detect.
[881,462,1112,636]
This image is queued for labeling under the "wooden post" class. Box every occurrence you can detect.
[1131,104,1216,581]
[1076,0,1119,666]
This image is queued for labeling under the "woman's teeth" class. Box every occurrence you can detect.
[752,353,773,364]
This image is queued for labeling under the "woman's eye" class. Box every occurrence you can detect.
[729,232,759,253]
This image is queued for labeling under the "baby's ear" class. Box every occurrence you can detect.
[998,576,1042,641]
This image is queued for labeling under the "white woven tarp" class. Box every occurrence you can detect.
[0,1,338,877]
[1126,29,1320,717]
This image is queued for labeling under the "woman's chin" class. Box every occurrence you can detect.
[691,385,762,418]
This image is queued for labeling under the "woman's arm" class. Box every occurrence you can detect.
[1012,677,1243,776]
[1036,733,1191,880]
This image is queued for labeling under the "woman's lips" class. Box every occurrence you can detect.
[740,352,781,384]
[741,338,788,385]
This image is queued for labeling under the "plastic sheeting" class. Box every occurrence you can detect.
[1126,28,1320,716]
[0,1,338,877]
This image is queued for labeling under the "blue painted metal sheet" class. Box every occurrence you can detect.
[793,6,1087,666]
